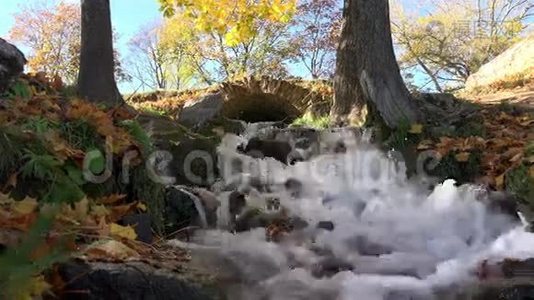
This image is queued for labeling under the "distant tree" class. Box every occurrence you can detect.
[9,2,81,84]
[289,0,342,79]
[9,0,129,87]
[128,22,188,90]
[330,0,420,128]
[391,0,533,91]
[157,0,297,82]
[78,0,122,105]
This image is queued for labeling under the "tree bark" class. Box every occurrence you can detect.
[78,0,123,105]
[330,0,420,128]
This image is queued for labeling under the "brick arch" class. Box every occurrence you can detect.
[221,77,332,122]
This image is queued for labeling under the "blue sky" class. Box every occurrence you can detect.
[0,0,163,93]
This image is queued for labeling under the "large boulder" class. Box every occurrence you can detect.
[137,113,219,187]
[178,92,224,127]
[55,260,218,300]
[465,34,534,91]
[0,38,26,93]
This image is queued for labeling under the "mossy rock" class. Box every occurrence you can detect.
[430,151,482,184]
[506,164,534,205]
[137,113,220,187]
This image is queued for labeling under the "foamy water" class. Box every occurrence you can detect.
[173,127,534,299]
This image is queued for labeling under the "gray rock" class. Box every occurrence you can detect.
[466,34,534,91]
[316,221,335,231]
[0,38,26,93]
[238,137,293,164]
[178,92,224,127]
[164,187,201,234]
[137,113,219,187]
[311,257,354,278]
[56,260,217,300]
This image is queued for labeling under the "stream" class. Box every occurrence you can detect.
[171,124,534,300]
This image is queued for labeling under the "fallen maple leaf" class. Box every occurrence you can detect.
[417,140,434,150]
[91,204,109,218]
[13,197,38,215]
[84,239,140,261]
[455,152,471,162]
[137,202,147,212]
[495,174,505,190]
[58,198,89,224]
[409,123,424,134]
[0,192,12,204]
[110,223,137,240]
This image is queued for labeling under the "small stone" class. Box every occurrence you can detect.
[311,257,354,278]
[289,217,309,230]
[316,221,335,231]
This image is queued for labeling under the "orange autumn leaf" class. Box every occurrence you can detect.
[417,140,434,150]
[84,240,140,261]
[455,152,471,162]
[495,174,505,190]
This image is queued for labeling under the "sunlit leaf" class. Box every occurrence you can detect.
[84,240,140,260]
[408,123,424,134]
[110,223,137,240]
[455,152,471,162]
[13,197,38,215]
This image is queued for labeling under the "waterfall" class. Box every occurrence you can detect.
[172,125,534,300]
[176,187,209,229]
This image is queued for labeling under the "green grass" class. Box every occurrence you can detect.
[506,164,534,205]
[292,112,330,129]
[430,151,483,184]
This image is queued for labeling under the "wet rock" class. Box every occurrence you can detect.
[345,235,393,256]
[193,188,221,227]
[0,38,26,93]
[309,245,334,257]
[233,209,288,233]
[285,178,303,198]
[485,191,520,220]
[52,259,217,300]
[229,191,247,217]
[311,257,354,278]
[164,187,199,234]
[473,284,534,300]
[137,114,219,187]
[122,213,153,244]
[289,216,309,230]
[239,137,293,164]
[178,92,224,128]
[316,221,335,231]
[275,127,319,148]
[384,290,430,300]
[233,209,265,232]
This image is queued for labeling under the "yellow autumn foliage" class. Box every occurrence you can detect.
[159,0,297,46]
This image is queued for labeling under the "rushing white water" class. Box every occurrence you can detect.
[174,127,534,299]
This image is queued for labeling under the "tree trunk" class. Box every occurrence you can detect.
[78,0,123,105]
[330,0,420,128]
